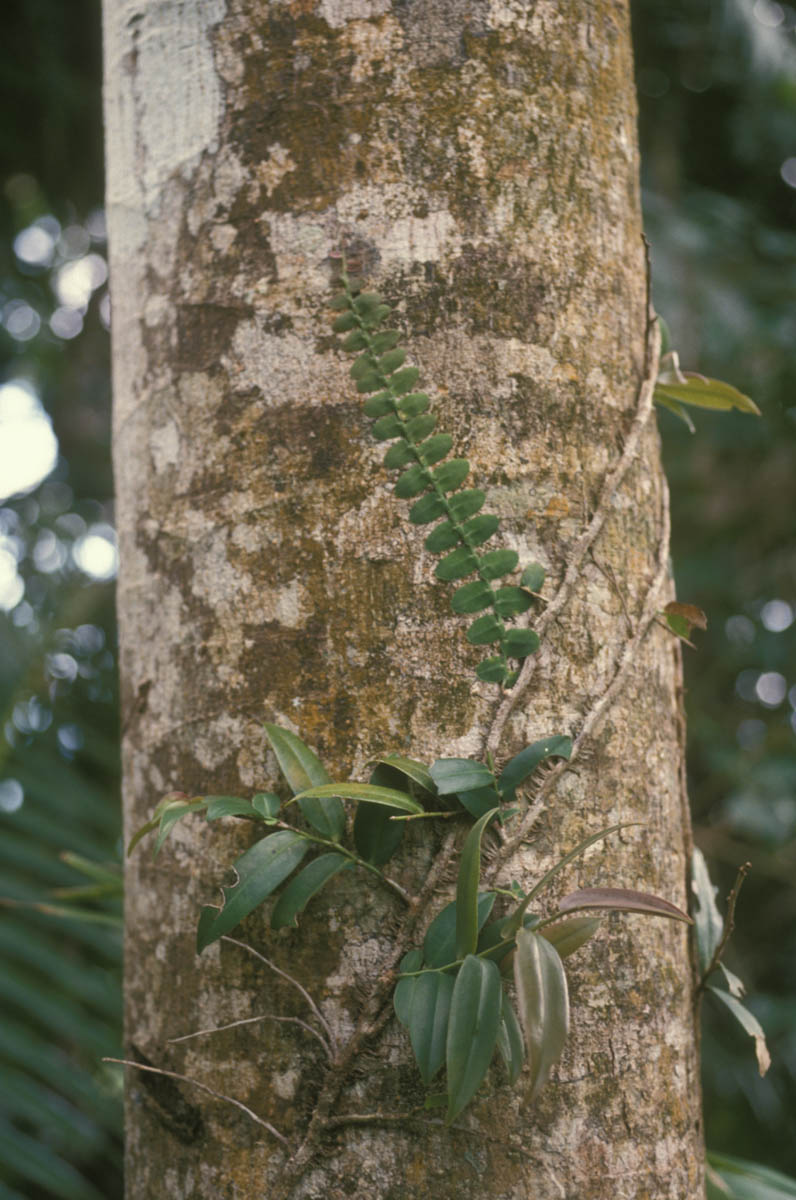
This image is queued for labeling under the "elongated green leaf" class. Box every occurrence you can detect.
[446,955,502,1122]
[467,613,504,645]
[394,464,429,498]
[496,992,525,1084]
[397,391,430,416]
[514,927,569,1099]
[291,781,422,814]
[692,847,724,976]
[409,493,447,524]
[457,784,502,819]
[541,916,602,959]
[479,549,519,580]
[435,547,479,582]
[655,392,696,432]
[417,433,453,465]
[448,489,485,521]
[197,831,309,952]
[709,988,771,1075]
[394,948,424,1026]
[408,969,455,1085]
[494,586,533,618]
[456,808,499,959]
[352,763,408,865]
[654,374,760,414]
[371,754,436,795]
[502,628,540,658]
[520,562,546,592]
[155,799,206,854]
[499,735,573,802]
[719,962,746,998]
[424,892,496,968]
[252,792,280,819]
[270,853,350,930]
[707,1152,796,1199]
[433,459,470,492]
[263,724,344,839]
[556,887,693,924]
[429,758,494,796]
[451,580,494,614]
[128,793,194,856]
[204,796,258,820]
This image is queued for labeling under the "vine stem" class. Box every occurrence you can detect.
[102,1057,290,1147]
[168,1012,333,1061]
[485,303,662,758]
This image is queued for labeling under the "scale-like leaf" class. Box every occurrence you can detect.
[540,916,602,959]
[479,549,519,580]
[499,735,573,802]
[424,892,496,968]
[692,847,724,976]
[556,887,693,923]
[270,853,350,930]
[451,581,494,614]
[513,927,570,1099]
[197,831,309,952]
[709,988,771,1076]
[408,970,455,1085]
[496,992,525,1084]
[429,759,494,796]
[292,781,422,814]
[446,955,502,1122]
[394,948,423,1026]
[456,809,499,959]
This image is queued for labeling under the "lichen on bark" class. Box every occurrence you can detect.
[104,0,704,1195]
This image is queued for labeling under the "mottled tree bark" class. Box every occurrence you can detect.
[104,0,704,1195]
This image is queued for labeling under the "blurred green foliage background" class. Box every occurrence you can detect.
[0,1,793,1195]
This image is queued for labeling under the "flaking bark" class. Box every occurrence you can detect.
[104,0,704,1195]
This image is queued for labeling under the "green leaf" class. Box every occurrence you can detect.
[332,310,358,333]
[264,724,344,840]
[692,847,724,976]
[429,758,495,796]
[478,549,519,581]
[353,291,383,314]
[409,493,447,524]
[388,366,421,394]
[197,831,310,952]
[499,735,573,803]
[383,439,414,469]
[362,302,393,329]
[370,754,436,795]
[291,781,423,814]
[463,513,499,546]
[496,992,525,1084]
[372,330,401,353]
[342,329,368,351]
[406,413,436,441]
[494,586,533,618]
[329,291,350,311]
[475,656,508,684]
[450,580,494,614]
[350,352,377,380]
[252,792,281,819]
[270,853,350,930]
[655,392,696,433]
[709,988,771,1075]
[502,628,540,658]
[363,391,394,417]
[540,916,602,959]
[446,955,502,1122]
[424,892,496,968]
[417,433,453,465]
[706,1153,796,1199]
[433,459,470,492]
[394,464,429,498]
[408,969,455,1085]
[520,562,546,592]
[379,347,406,373]
[353,763,408,865]
[448,489,485,521]
[557,886,693,923]
[719,962,747,998]
[155,799,206,854]
[513,928,570,1099]
[204,796,259,820]
[372,413,404,440]
[654,374,760,415]
[356,373,382,394]
[456,808,500,959]
[466,614,504,645]
[397,391,430,416]
[394,948,423,1026]
[435,547,479,582]
[457,784,502,820]
[424,521,460,553]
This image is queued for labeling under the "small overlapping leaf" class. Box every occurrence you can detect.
[513,927,570,1099]
[270,853,350,930]
[197,831,309,952]
[408,969,455,1084]
[446,954,502,1122]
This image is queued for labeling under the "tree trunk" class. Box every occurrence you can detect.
[105,0,704,1196]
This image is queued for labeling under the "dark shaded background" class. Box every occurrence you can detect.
[0,1,793,1195]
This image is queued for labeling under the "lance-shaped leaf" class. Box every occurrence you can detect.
[514,927,570,1100]
[291,781,422,814]
[370,754,436,796]
[556,887,693,924]
[446,955,502,1122]
[204,796,260,820]
[393,948,423,1027]
[264,723,344,841]
[457,784,502,820]
[429,758,495,796]
[541,916,602,959]
[499,734,573,803]
[709,987,771,1076]
[692,847,724,976]
[153,798,206,855]
[408,969,455,1085]
[353,763,408,866]
[706,1152,796,1199]
[197,831,309,952]
[270,853,351,930]
[424,892,495,969]
[252,792,280,819]
[653,373,760,415]
[496,991,525,1085]
[455,809,499,960]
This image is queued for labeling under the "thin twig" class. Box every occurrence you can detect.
[103,1057,290,1147]
[168,1013,332,1060]
[221,937,337,1054]
[696,861,752,995]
